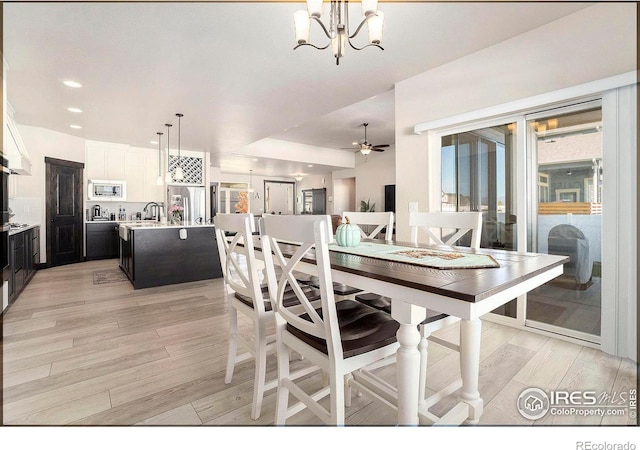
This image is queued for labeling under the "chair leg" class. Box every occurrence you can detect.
[251,321,268,421]
[345,373,353,408]
[417,325,429,408]
[274,332,291,425]
[330,368,346,425]
[225,305,239,384]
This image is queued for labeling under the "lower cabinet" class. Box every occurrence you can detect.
[8,226,40,306]
[86,222,120,260]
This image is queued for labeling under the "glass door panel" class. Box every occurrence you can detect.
[441,122,518,318]
[526,107,602,340]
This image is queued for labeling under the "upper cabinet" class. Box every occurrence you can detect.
[5,107,32,176]
[85,141,164,203]
[125,147,163,202]
[86,141,127,181]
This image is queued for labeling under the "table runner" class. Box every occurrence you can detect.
[328,241,499,269]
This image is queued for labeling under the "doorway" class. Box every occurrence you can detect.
[525,105,603,341]
[264,180,295,215]
[45,157,84,267]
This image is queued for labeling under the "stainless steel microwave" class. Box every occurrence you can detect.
[88,180,127,201]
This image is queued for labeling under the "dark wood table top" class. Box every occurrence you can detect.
[253,237,569,304]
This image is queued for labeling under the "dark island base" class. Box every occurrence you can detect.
[120,226,222,289]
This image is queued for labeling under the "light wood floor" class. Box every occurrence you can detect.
[2,260,637,427]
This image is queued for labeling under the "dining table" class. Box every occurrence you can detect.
[251,235,568,425]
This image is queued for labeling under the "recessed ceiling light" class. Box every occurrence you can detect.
[252,158,259,162]
[307,164,313,167]
[150,140,158,145]
[67,107,83,113]
[63,80,82,88]
[70,124,82,129]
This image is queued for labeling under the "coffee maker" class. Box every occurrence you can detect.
[92,205,102,220]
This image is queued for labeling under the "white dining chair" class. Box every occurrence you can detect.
[295,212,394,300]
[355,211,483,423]
[341,211,394,240]
[260,214,400,425]
[214,213,321,420]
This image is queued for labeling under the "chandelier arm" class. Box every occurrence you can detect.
[346,40,384,51]
[311,15,335,39]
[294,42,332,51]
[348,16,369,39]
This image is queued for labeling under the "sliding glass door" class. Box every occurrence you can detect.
[439,103,603,340]
[525,105,603,341]
[441,122,519,317]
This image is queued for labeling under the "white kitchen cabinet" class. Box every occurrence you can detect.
[8,173,18,199]
[124,148,146,202]
[123,148,163,203]
[85,141,127,181]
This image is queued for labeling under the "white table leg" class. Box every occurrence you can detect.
[459,318,483,424]
[392,300,425,426]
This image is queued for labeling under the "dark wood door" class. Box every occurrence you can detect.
[45,157,84,267]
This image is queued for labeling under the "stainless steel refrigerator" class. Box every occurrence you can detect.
[167,185,206,225]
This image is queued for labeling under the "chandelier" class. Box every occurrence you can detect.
[293,0,384,65]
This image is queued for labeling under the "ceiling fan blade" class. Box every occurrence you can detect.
[372,148,386,152]
[372,144,390,148]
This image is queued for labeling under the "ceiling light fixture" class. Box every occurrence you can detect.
[174,113,184,181]
[67,107,83,113]
[63,80,82,88]
[293,0,384,65]
[247,169,255,193]
[69,124,82,129]
[156,132,164,186]
[294,175,303,181]
[164,123,173,183]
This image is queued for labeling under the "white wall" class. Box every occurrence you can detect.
[354,148,395,214]
[394,3,637,241]
[11,125,86,262]
[332,148,396,216]
[333,177,355,216]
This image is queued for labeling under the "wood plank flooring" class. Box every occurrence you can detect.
[2,260,637,427]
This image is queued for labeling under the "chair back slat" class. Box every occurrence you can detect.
[341,211,394,240]
[214,213,267,314]
[261,214,342,358]
[409,211,482,249]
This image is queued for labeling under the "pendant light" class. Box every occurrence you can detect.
[156,131,164,185]
[174,113,184,181]
[164,123,172,183]
[247,169,255,192]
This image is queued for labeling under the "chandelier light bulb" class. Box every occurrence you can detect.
[306,0,323,18]
[361,0,378,17]
[294,10,311,45]
[368,11,384,45]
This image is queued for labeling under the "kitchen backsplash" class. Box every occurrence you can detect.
[9,196,42,225]
[86,201,166,221]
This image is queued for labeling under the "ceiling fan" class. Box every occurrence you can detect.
[342,123,390,155]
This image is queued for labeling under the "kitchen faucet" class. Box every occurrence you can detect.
[142,202,162,221]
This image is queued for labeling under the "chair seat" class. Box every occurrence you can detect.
[296,274,363,296]
[235,285,320,312]
[355,293,449,324]
[286,300,399,358]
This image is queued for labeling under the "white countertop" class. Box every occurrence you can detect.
[122,222,214,230]
[8,224,39,236]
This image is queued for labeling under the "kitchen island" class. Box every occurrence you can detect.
[118,222,222,289]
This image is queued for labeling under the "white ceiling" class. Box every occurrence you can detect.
[3,2,591,177]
